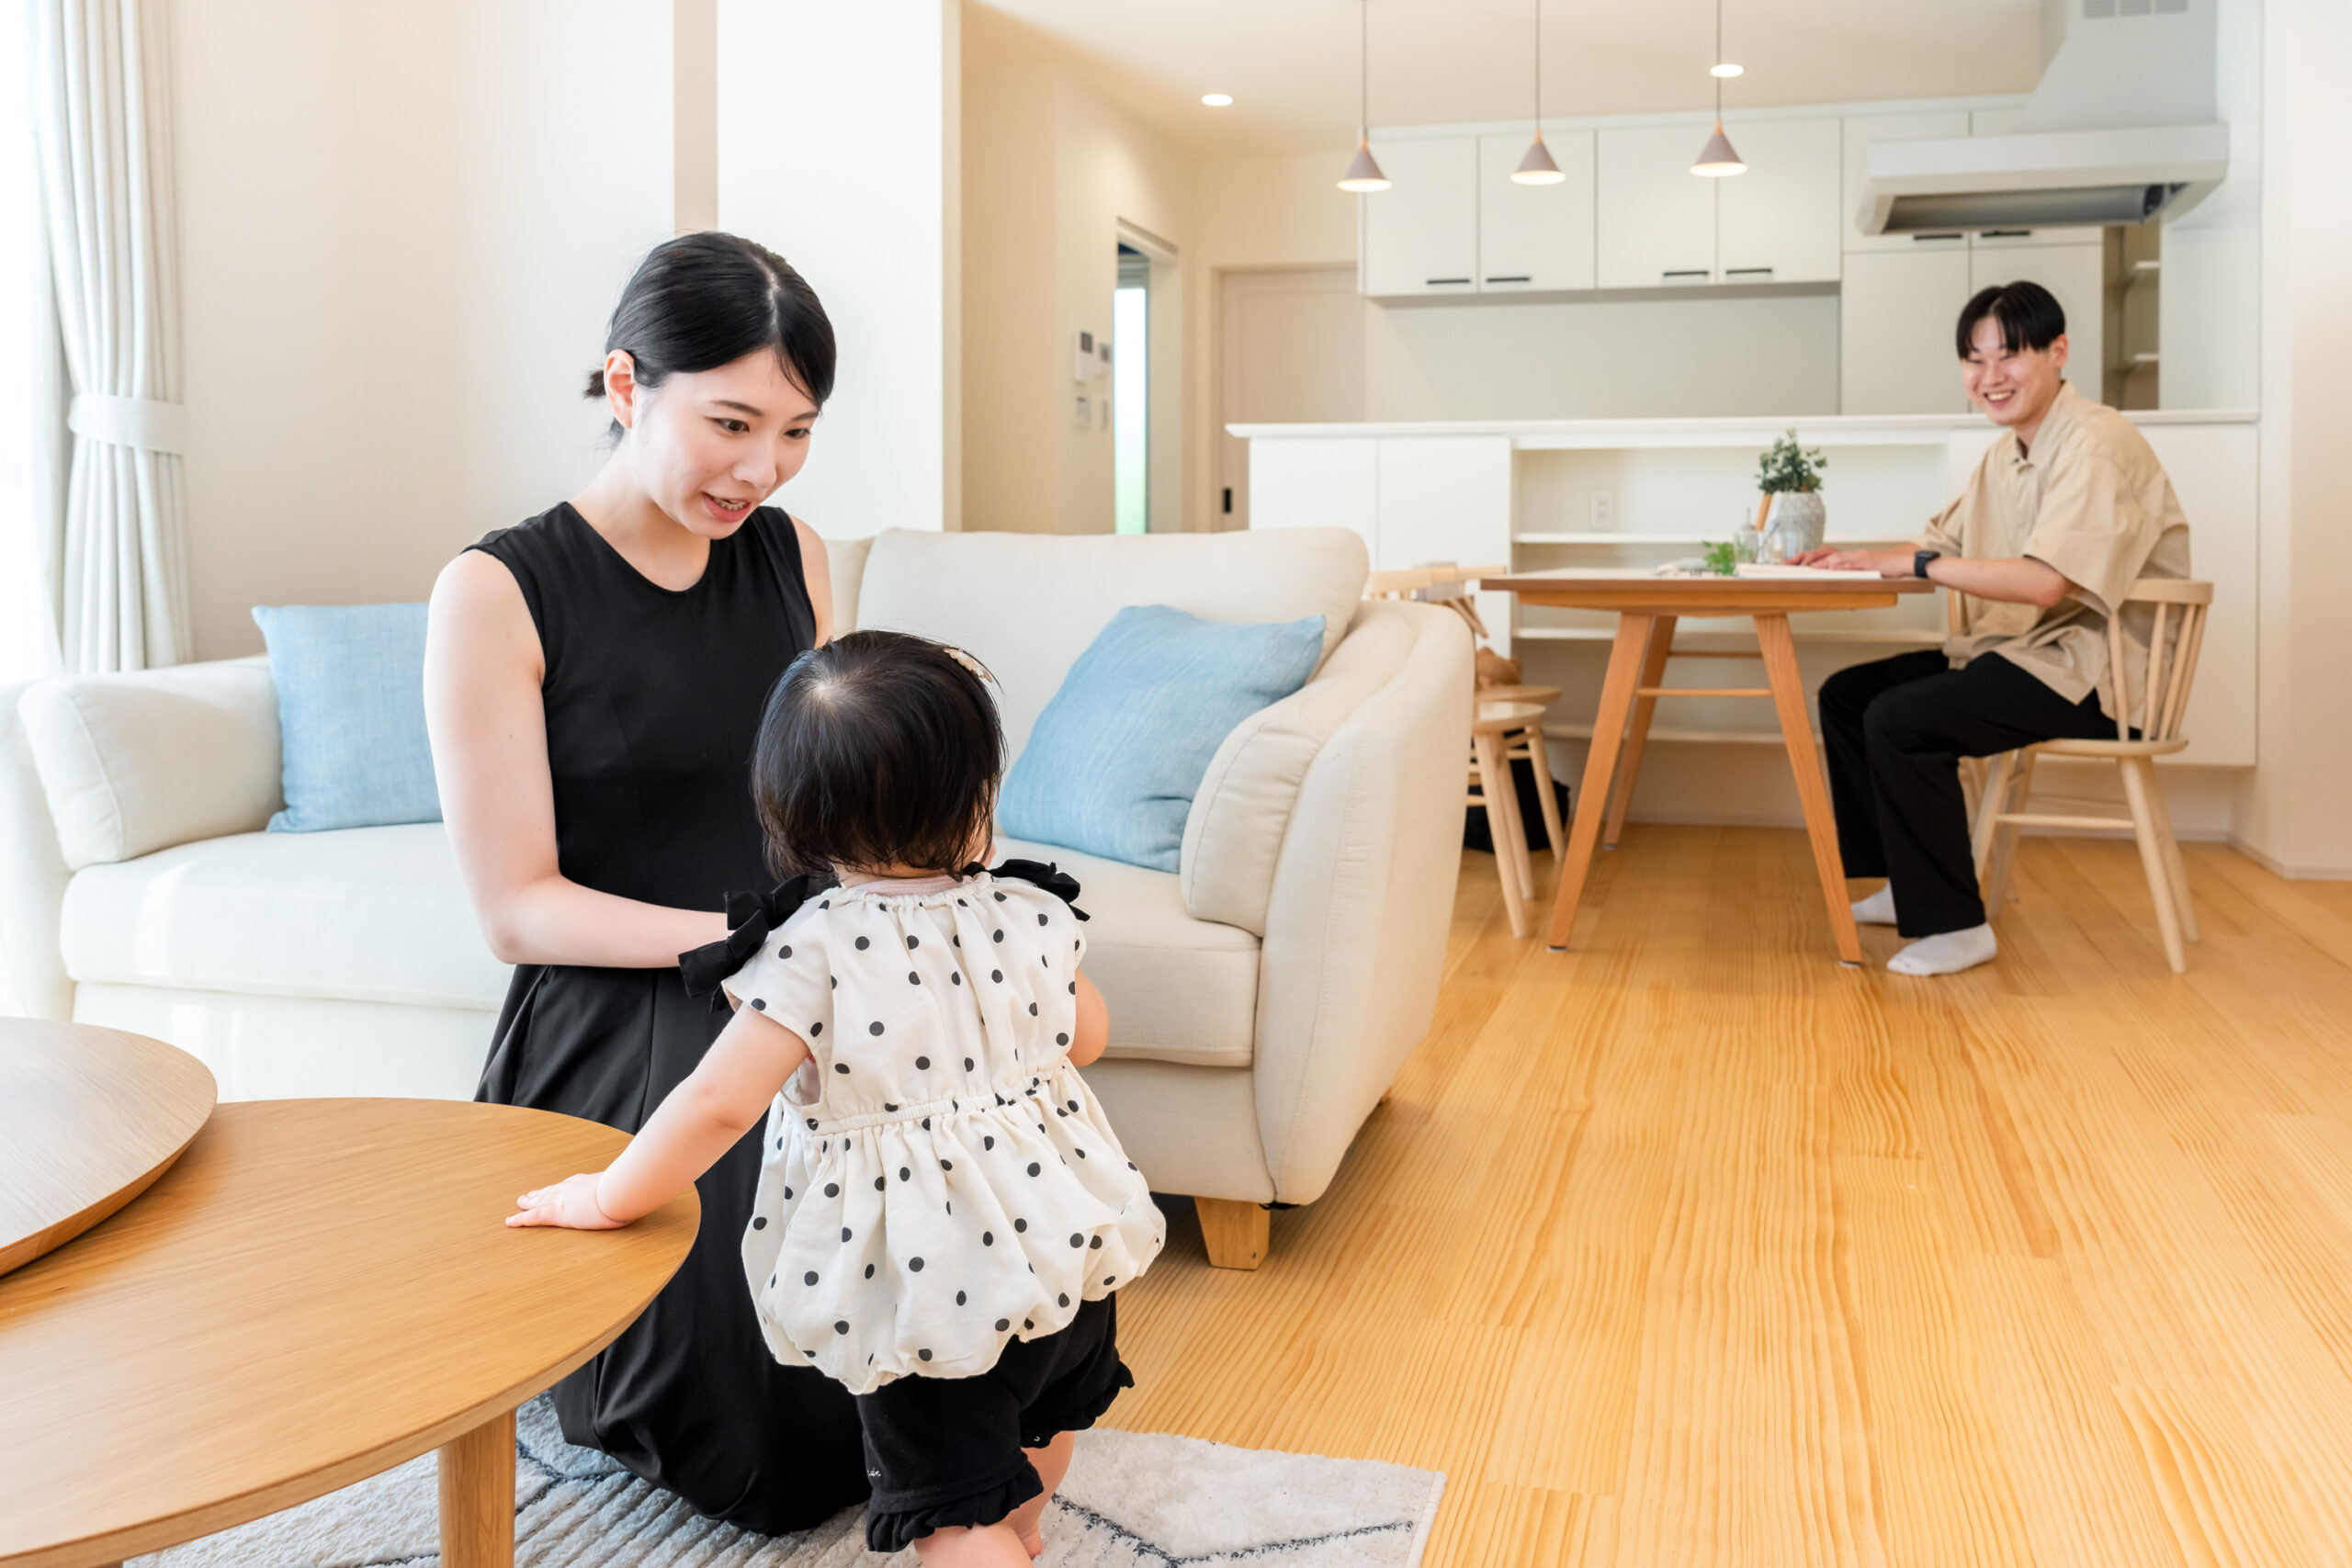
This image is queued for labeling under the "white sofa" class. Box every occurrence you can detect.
[1,527,1471,1266]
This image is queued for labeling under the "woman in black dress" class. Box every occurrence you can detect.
[423,233,867,1529]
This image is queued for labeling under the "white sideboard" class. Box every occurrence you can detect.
[1238,412,2258,768]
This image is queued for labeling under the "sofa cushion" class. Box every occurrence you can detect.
[854,528,1368,760]
[1181,601,1431,935]
[994,835,1257,1068]
[20,658,283,870]
[252,603,440,833]
[60,822,509,1011]
[824,535,872,633]
[1001,605,1326,874]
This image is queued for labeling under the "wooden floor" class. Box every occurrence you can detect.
[1105,826,2352,1566]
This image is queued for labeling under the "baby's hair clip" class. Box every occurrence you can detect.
[944,646,997,686]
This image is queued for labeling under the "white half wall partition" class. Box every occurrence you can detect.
[718,0,957,536]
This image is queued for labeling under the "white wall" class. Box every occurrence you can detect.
[718,0,956,538]
[174,0,673,660]
[1364,292,1843,423]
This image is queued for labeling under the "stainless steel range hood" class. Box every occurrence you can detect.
[1855,0,2230,237]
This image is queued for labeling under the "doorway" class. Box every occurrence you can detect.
[1216,265,1364,531]
[1114,245,1150,535]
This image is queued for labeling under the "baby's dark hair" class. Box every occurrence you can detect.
[751,631,1003,878]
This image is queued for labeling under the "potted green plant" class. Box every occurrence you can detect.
[1754,430,1828,557]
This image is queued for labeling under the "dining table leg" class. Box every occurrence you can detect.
[1547,613,1653,952]
[1601,614,1677,850]
[1756,613,1863,964]
[440,1406,516,1568]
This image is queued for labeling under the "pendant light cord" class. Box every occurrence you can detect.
[1713,0,1724,120]
[1532,0,1542,129]
[1361,0,1371,139]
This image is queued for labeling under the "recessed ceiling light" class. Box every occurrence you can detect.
[1710,62,1743,77]
[1201,93,1233,107]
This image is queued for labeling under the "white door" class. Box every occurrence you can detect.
[1840,248,1973,414]
[1477,130,1595,293]
[1970,241,2103,403]
[1596,125,1716,288]
[1966,109,2102,248]
[1217,265,1364,532]
[1841,110,1971,254]
[1714,117,1842,284]
[1360,137,1479,297]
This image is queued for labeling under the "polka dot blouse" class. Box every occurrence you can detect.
[720,870,1166,1394]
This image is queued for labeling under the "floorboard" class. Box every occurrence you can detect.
[1104,826,2352,1567]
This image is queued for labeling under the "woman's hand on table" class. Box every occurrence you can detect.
[1789,546,1915,578]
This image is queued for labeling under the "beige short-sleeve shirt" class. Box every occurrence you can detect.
[1921,382,2191,715]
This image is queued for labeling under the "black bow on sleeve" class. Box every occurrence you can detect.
[965,858,1090,921]
[678,871,836,1010]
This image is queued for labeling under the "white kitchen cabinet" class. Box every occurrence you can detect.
[1248,437,1376,557]
[1477,131,1595,293]
[1841,110,1971,253]
[1840,248,1973,414]
[1360,138,1479,298]
[1965,110,2101,247]
[1714,117,1842,284]
[1596,125,1718,288]
[1971,240,2102,391]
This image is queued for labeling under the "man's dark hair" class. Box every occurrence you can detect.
[1956,280,2067,359]
[751,631,1003,878]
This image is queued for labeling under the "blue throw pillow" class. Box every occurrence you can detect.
[1000,604,1326,873]
[252,604,441,832]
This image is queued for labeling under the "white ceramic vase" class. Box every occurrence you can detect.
[1765,491,1826,556]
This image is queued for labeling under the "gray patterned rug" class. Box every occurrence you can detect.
[133,1396,1444,1567]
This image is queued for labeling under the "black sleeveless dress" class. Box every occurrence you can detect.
[468,502,868,1531]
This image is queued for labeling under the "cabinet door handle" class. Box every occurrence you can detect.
[1484,275,1532,284]
[1425,276,1472,286]
[1661,269,1710,282]
[1978,229,2031,239]
[1912,232,1964,243]
[1724,266,1774,280]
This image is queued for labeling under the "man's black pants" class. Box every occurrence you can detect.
[1818,651,2117,939]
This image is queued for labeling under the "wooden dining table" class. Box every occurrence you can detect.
[1476,569,1936,964]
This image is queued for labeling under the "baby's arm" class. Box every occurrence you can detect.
[1067,970,1109,1067]
[509,1005,810,1228]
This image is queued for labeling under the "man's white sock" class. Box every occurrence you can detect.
[1886,924,1998,976]
[1851,886,1897,926]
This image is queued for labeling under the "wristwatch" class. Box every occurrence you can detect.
[1913,550,1942,580]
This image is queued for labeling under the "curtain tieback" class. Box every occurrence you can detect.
[68,393,187,455]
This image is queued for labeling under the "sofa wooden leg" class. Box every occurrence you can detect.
[1196,1198,1270,1270]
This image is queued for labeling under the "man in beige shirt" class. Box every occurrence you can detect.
[1795,281,2190,977]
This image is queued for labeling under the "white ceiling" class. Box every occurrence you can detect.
[965,0,2046,158]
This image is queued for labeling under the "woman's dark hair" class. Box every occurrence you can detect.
[752,631,1003,878]
[1956,280,2066,359]
[586,231,835,430]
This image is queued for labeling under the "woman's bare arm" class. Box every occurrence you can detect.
[424,549,729,967]
[1068,970,1110,1066]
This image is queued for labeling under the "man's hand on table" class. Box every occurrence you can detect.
[1790,547,1917,578]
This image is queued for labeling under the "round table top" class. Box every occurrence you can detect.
[0,1097,698,1568]
[1474,699,1549,732]
[0,1021,216,1278]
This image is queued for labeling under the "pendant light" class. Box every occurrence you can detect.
[1339,0,1391,192]
[1690,0,1746,176]
[1510,0,1565,184]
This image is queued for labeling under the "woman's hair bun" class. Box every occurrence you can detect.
[583,368,606,399]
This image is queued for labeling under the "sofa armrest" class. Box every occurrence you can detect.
[0,682,73,1017]
[1180,602,1422,936]
[18,657,283,871]
[1248,602,1473,1203]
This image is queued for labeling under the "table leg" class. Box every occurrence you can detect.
[1601,615,1677,849]
[1756,614,1862,965]
[440,1407,516,1568]
[1547,614,1652,952]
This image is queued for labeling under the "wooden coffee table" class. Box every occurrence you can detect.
[0,1021,216,1276]
[0,1093,697,1568]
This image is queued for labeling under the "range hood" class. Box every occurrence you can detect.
[1855,0,2230,236]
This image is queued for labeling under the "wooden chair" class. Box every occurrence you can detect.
[1972,579,2212,973]
[1470,700,1549,938]
[1475,682,1566,869]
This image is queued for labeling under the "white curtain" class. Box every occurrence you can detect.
[29,0,191,673]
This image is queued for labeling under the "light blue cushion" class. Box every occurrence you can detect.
[1000,604,1326,873]
[252,604,441,833]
